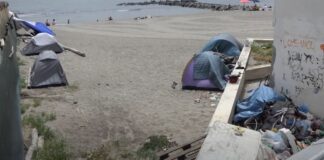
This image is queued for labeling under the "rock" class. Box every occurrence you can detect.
[210,96,217,102]
[171,81,178,89]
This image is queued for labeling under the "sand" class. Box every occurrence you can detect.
[20,10,273,157]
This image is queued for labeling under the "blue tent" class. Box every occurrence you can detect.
[200,33,243,56]
[14,18,55,36]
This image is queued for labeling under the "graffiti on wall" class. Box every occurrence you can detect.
[278,38,324,96]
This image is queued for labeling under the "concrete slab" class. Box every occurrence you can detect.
[197,122,262,160]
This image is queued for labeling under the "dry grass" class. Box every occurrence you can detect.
[251,41,273,63]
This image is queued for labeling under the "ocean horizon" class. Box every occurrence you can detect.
[6,0,273,24]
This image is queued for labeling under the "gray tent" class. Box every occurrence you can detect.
[28,50,68,88]
[21,33,64,56]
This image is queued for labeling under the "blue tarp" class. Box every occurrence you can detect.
[200,33,243,57]
[14,17,55,36]
[193,51,230,90]
[234,85,285,123]
[22,21,55,36]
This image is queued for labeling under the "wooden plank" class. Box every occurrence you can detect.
[197,122,261,160]
[25,128,38,160]
[165,144,202,160]
[157,134,206,159]
[63,46,86,57]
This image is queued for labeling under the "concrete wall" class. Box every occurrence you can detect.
[273,0,324,116]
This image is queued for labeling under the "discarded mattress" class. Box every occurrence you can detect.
[182,51,231,91]
[28,50,68,88]
[200,33,243,56]
[21,33,64,56]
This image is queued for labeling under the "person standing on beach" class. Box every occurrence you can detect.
[67,19,70,24]
[45,19,50,26]
[52,19,56,25]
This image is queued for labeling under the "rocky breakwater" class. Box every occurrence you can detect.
[117,1,241,11]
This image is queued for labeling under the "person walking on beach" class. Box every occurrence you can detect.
[52,19,56,25]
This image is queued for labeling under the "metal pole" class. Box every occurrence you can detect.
[0,1,24,160]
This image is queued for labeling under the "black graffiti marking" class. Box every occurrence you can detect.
[304,53,313,64]
[295,86,304,96]
[291,69,324,89]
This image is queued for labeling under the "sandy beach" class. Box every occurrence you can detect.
[20,10,273,158]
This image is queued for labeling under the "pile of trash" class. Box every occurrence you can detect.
[234,85,324,159]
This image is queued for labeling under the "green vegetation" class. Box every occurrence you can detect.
[17,56,26,66]
[22,113,55,139]
[22,113,70,160]
[33,138,70,160]
[136,135,171,160]
[21,102,31,114]
[251,41,273,63]
[32,98,42,108]
[85,140,136,160]
[66,83,79,92]
[41,112,56,121]
[85,135,174,160]
[20,77,27,89]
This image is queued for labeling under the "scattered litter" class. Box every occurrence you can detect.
[210,103,216,107]
[261,130,288,153]
[194,98,200,103]
[233,126,245,136]
[209,96,217,102]
[171,81,178,89]
[235,85,324,159]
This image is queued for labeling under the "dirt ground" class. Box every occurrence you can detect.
[19,10,273,158]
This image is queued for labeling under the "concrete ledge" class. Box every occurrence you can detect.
[197,38,273,160]
[197,122,261,160]
[207,39,252,126]
[245,64,272,81]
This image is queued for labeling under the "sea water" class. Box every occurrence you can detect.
[6,0,273,24]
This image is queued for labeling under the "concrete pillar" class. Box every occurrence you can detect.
[273,0,324,117]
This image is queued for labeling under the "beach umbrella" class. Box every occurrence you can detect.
[240,0,250,4]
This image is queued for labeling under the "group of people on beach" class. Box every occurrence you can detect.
[45,19,71,26]
[96,16,114,22]
[45,19,56,26]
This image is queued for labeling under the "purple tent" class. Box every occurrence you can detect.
[182,59,218,90]
[182,34,242,91]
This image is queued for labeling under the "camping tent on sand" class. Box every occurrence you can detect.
[200,33,243,56]
[21,33,64,56]
[182,33,242,91]
[28,50,68,88]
